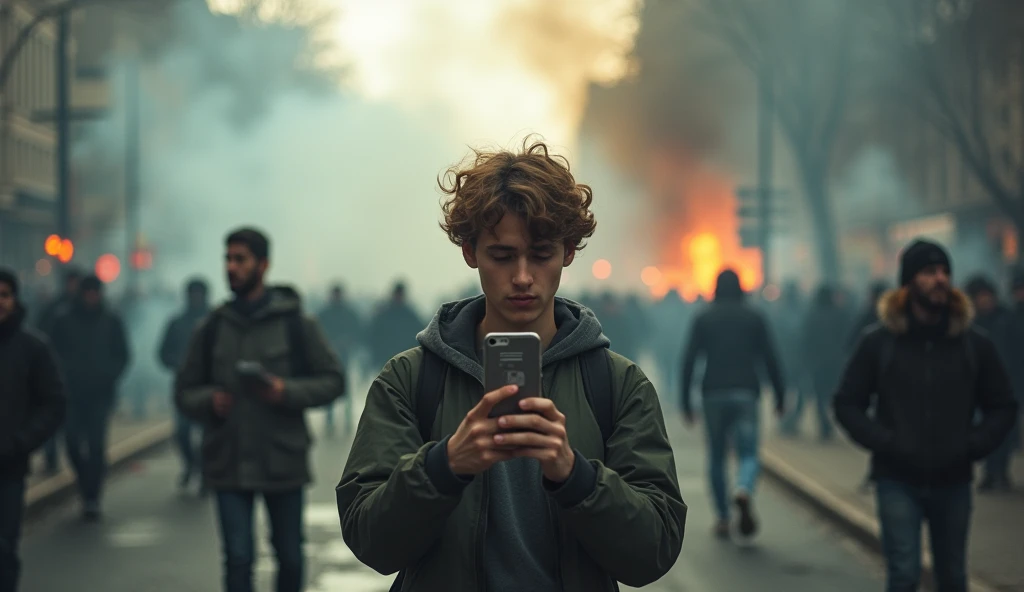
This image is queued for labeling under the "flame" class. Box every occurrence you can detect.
[643,149,762,301]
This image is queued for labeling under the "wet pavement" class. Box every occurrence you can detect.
[19,377,885,591]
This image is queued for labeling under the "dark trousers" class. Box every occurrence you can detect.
[64,404,112,505]
[0,479,26,592]
[215,489,305,592]
[876,479,972,592]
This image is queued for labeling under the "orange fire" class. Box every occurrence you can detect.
[644,149,762,301]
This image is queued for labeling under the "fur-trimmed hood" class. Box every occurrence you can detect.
[876,287,974,336]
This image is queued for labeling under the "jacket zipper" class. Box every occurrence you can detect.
[475,472,490,592]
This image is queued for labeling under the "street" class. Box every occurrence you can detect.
[18,382,885,592]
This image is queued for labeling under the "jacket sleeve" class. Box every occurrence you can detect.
[968,333,1018,460]
[336,353,468,576]
[158,318,179,371]
[833,332,894,453]
[110,315,131,381]
[757,314,786,408]
[549,364,686,588]
[174,319,218,423]
[279,317,345,410]
[679,314,703,414]
[15,338,66,455]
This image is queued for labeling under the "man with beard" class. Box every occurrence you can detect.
[158,278,211,492]
[0,268,65,592]
[49,275,130,521]
[964,275,1018,491]
[834,239,1017,592]
[175,228,344,592]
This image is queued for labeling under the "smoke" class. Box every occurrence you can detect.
[72,0,643,311]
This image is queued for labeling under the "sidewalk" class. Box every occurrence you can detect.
[761,404,1024,592]
[24,412,173,509]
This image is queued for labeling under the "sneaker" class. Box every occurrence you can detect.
[734,494,758,537]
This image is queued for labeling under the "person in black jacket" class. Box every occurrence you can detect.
[834,239,1017,592]
[158,278,210,492]
[682,269,785,539]
[49,275,130,521]
[964,275,1018,492]
[0,268,65,592]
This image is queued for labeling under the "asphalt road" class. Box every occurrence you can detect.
[19,378,885,592]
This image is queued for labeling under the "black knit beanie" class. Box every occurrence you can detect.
[899,239,951,286]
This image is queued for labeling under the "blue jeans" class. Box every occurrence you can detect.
[0,479,26,592]
[876,479,972,592]
[174,412,200,477]
[703,390,760,521]
[215,489,305,592]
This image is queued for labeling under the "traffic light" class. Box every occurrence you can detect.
[130,248,153,270]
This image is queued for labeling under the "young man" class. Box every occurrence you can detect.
[337,140,686,591]
[834,239,1017,592]
[175,228,344,592]
[49,274,130,521]
[680,269,785,539]
[158,278,211,492]
[0,268,65,592]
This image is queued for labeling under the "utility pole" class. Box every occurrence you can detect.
[756,66,775,285]
[125,58,140,294]
[55,11,71,241]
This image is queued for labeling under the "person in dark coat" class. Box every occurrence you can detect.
[366,281,423,371]
[158,278,211,492]
[0,268,65,592]
[316,283,363,435]
[834,239,1017,592]
[49,275,130,521]
[965,275,1018,491]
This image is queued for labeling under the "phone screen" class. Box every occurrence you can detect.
[483,332,542,418]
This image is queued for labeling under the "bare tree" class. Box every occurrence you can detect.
[689,0,863,281]
[878,0,1024,234]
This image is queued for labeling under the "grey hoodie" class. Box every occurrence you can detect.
[416,295,610,592]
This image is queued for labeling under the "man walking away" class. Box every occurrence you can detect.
[175,228,344,592]
[366,281,422,372]
[964,275,1018,492]
[158,278,211,492]
[337,139,685,592]
[316,283,362,436]
[834,239,1017,592]
[681,269,785,539]
[0,269,65,592]
[799,285,849,441]
[49,275,130,521]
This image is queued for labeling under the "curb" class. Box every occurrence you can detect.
[761,446,1002,592]
[25,420,174,514]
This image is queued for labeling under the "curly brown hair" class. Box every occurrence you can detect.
[439,138,597,252]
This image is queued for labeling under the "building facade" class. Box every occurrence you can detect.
[0,0,61,279]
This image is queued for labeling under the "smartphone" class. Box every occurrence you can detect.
[483,332,542,418]
[235,360,273,390]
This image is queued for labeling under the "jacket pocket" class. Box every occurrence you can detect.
[266,427,310,481]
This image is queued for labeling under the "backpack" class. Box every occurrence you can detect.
[201,311,310,384]
[390,346,616,592]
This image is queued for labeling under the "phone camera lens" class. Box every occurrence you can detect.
[488,338,497,346]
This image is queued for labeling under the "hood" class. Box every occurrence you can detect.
[215,284,301,322]
[876,287,974,337]
[417,295,610,384]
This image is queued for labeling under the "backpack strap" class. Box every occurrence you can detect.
[579,348,614,444]
[415,348,449,442]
